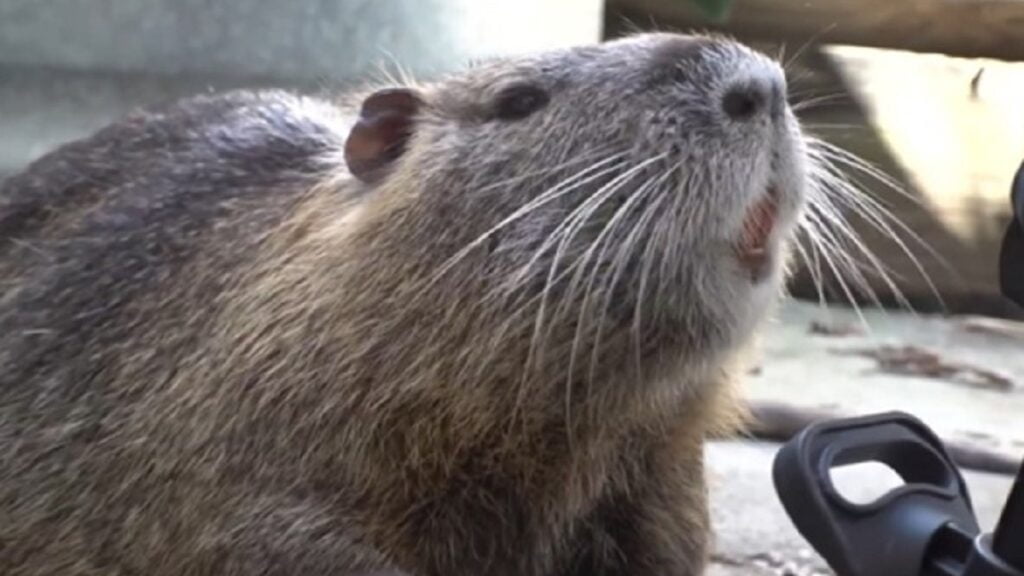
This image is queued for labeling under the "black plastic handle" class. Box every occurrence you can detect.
[773,411,980,576]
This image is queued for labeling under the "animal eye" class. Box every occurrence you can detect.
[493,84,549,121]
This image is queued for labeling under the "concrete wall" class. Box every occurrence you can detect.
[0,0,604,176]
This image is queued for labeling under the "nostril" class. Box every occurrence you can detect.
[722,85,764,120]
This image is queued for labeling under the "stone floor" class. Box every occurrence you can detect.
[704,299,1022,575]
[748,300,1023,452]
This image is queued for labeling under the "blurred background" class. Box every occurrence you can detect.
[1,2,1022,573]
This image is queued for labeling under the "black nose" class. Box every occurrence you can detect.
[722,80,782,121]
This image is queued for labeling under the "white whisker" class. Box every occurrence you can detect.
[426,152,628,287]
[800,213,872,331]
[806,138,948,309]
[802,200,897,311]
[793,235,826,309]
[526,154,668,376]
[576,164,676,401]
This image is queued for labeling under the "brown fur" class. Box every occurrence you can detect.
[1,33,796,576]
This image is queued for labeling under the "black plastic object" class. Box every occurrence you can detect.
[774,412,1024,576]
[992,465,1024,571]
[773,412,980,575]
[1012,161,1024,226]
[1000,160,1024,307]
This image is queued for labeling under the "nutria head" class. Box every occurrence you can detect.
[329,33,806,422]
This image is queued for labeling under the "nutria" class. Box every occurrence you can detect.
[0,33,808,575]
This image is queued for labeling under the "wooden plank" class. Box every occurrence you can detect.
[607,0,1024,62]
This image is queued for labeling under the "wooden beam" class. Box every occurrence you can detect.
[606,0,1024,62]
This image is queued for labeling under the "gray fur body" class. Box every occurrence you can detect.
[0,34,806,576]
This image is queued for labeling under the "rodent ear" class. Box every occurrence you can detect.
[344,88,422,183]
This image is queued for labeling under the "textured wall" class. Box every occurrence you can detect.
[0,0,604,81]
[0,0,603,175]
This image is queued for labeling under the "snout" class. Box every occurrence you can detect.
[637,33,789,127]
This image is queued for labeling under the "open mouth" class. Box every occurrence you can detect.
[735,185,781,280]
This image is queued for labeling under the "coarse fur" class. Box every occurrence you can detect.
[1,33,809,575]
